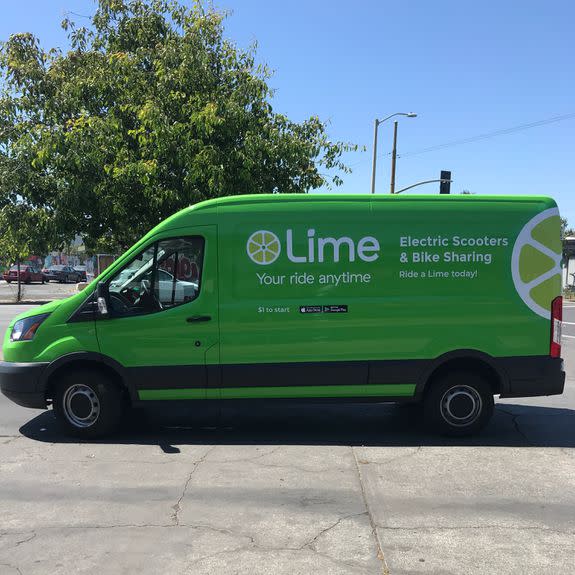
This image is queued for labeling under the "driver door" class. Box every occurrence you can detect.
[95,226,219,401]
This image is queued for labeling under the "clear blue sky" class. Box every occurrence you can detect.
[1,1,574,222]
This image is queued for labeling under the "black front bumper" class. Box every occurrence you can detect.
[0,361,49,408]
[499,356,565,398]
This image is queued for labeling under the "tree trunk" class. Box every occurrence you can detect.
[16,257,21,303]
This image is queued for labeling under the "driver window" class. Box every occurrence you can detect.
[107,236,204,316]
[154,237,203,308]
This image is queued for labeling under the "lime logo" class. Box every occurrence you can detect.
[512,208,561,319]
[247,230,281,265]
[247,228,381,265]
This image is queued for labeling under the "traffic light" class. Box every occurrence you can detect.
[440,170,451,194]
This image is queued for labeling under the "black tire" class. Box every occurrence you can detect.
[423,371,494,436]
[53,369,125,438]
[6,280,11,284]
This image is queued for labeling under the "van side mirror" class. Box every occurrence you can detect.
[96,282,110,316]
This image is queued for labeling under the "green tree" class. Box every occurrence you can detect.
[0,0,357,253]
[561,217,573,240]
[0,204,54,300]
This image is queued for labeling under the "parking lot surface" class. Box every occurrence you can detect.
[0,303,574,574]
[0,279,78,304]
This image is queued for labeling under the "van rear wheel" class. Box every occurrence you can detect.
[424,371,494,436]
[53,370,124,438]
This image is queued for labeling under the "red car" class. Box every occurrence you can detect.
[2,265,44,284]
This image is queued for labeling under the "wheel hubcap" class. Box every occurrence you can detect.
[440,385,482,427]
[63,384,100,428]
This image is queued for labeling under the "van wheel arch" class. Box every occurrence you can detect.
[45,358,130,405]
[419,351,506,399]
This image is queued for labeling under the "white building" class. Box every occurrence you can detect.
[562,236,575,288]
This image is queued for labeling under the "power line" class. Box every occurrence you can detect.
[347,111,575,169]
[399,112,575,159]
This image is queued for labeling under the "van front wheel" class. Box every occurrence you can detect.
[53,370,124,438]
[424,372,494,436]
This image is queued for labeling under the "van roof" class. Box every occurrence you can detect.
[189,193,557,212]
[155,193,558,232]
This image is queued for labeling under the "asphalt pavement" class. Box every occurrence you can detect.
[0,303,574,574]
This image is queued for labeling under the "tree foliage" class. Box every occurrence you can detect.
[0,203,54,301]
[561,217,573,240]
[0,205,54,264]
[0,0,356,252]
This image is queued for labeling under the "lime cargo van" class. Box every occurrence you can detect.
[0,195,565,437]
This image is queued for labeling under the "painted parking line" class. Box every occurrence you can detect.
[562,321,575,325]
[562,335,575,339]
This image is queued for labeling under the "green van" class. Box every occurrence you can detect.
[0,194,565,437]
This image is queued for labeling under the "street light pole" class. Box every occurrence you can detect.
[390,121,398,194]
[370,112,417,194]
[395,177,453,194]
[370,119,379,195]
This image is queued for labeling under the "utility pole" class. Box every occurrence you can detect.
[370,112,417,194]
[390,121,398,194]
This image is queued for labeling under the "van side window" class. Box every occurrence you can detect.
[107,236,204,316]
[154,237,204,309]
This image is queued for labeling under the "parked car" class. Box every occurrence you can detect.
[109,267,198,303]
[2,265,44,284]
[43,265,82,283]
[73,266,88,282]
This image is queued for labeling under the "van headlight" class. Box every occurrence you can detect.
[10,314,50,342]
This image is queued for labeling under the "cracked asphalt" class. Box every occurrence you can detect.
[1,304,574,574]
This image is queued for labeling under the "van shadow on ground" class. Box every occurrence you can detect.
[19,402,575,450]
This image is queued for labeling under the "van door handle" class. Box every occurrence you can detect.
[186,315,212,323]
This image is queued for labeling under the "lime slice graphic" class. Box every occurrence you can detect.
[512,208,561,318]
[246,230,281,265]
